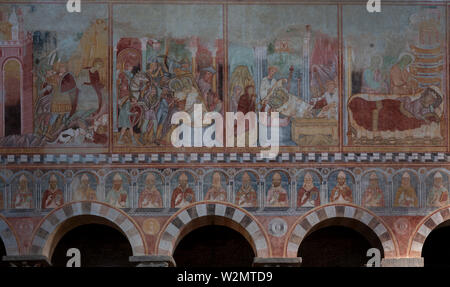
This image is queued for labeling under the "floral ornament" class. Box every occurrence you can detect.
[322,168,329,175]
[227,168,236,177]
[130,169,139,177]
[34,169,43,178]
[258,168,267,176]
[197,169,204,176]
[98,169,107,177]
[64,170,73,178]
[354,168,362,175]
[163,168,172,177]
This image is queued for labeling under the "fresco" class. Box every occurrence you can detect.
[170,171,197,208]
[265,170,290,207]
[138,172,164,208]
[10,172,34,209]
[70,172,99,202]
[393,170,419,207]
[426,170,449,208]
[361,170,387,208]
[105,172,130,208]
[343,5,447,148]
[234,170,259,208]
[328,170,354,204]
[228,5,339,147]
[203,171,228,202]
[296,170,322,208]
[40,172,64,209]
[0,4,109,149]
[112,4,224,148]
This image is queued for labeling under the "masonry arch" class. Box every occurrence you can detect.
[156,201,271,258]
[30,201,147,261]
[408,205,450,259]
[285,203,398,259]
[0,214,20,256]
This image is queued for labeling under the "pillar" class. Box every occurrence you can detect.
[129,255,176,267]
[140,38,148,72]
[254,46,267,112]
[381,258,424,267]
[253,257,302,267]
[302,25,311,103]
[3,255,51,267]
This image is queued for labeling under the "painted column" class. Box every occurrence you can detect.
[140,38,147,72]
[113,45,118,132]
[189,38,198,76]
[211,44,218,93]
[302,25,311,103]
[254,45,267,111]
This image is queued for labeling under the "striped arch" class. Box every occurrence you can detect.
[156,201,271,257]
[30,201,146,258]
[285,203,398,258]
[408,205,450,257]
[0,215,20,255]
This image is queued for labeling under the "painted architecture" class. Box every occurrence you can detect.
[0,0,450,267]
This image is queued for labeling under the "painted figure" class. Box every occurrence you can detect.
[389,54,418,95]
[428,172,449,207]
[138,173,163,208]
[349,86,442,132]
[237,85,257,114]
[266,172,289,207]
[106,173,129,208]
[205,172,227,202]
[394,172,418,207]
[362,172,384,208]
[73,174,97,201]
[171,173,195,208]
[260,66,279,107]
[330,171,353,203]
[297,172,320,207]
[42,174,64,209]
[13,175,33,209]
[235,172,258,208]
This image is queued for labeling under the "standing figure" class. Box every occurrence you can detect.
[428,172,449,207]
[394,172,418,207]
[260,66,278,108]
[389,54,418,95]
[266,172,289,207]
[117,96,138,145]
[330,171,353,203]
[237,85,257,114]
[297,172,320,207]
[362,173,384,208]
[138,173,163,208]
[171,173,195,208]
[73,174,97,201]
[205,172,227,202]
[235,172,258,207]
[106,173,129,208]
[42,174,64,209]
[13,175,33,209]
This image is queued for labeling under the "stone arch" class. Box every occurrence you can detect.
[408,205,450,257]
[30,201,147,259]
[0,214,20,255]
[156,201,271,257]
[284,203,398,258]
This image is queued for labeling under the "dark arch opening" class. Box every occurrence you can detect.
[51,224,133,267]
[0,238,7,267]
[298,218,384,267]
[422,222,450,267]
[173,225,255,267]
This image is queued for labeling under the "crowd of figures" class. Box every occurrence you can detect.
[0,167,448,211]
